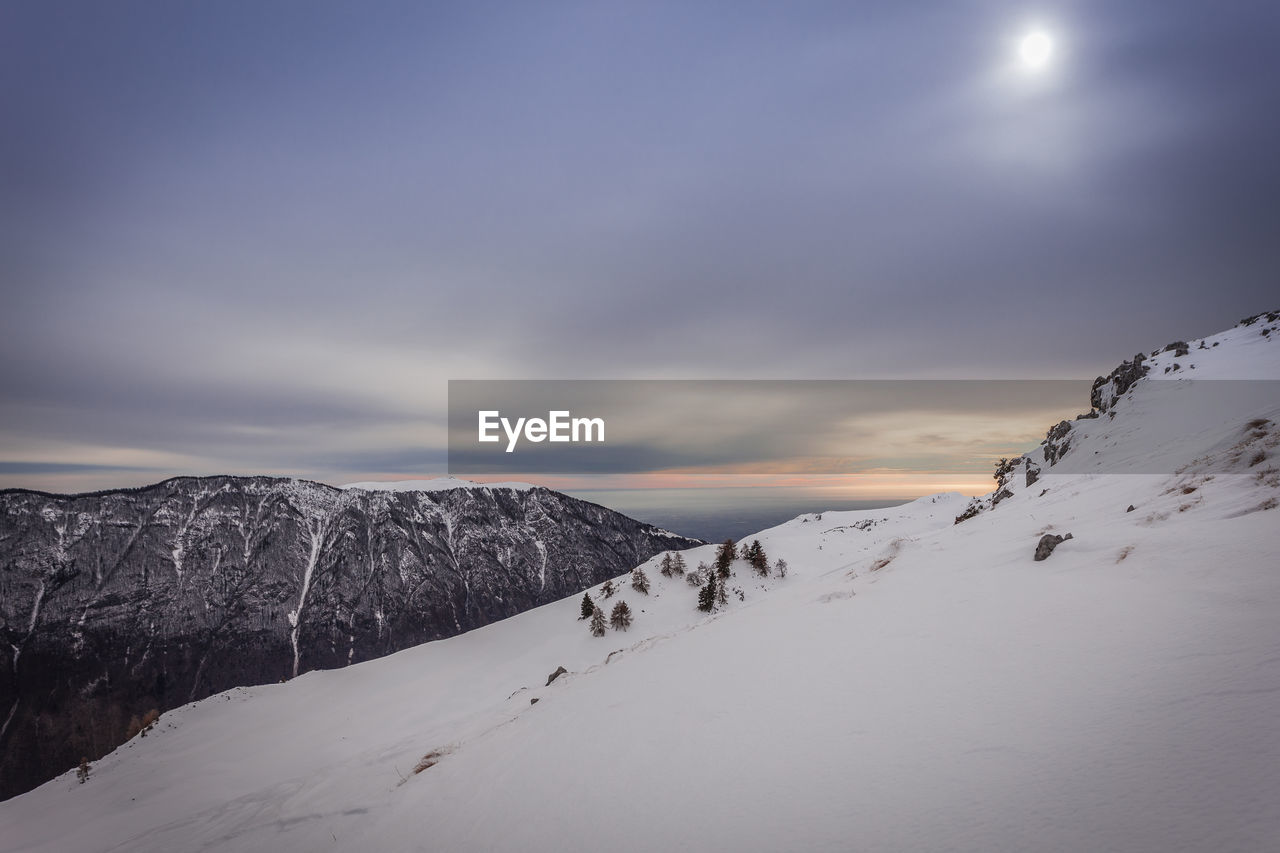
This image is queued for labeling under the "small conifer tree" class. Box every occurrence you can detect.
[580,592,595,620]
[610,600,633,631]
[631,566,650,595]
[671,552,687,576]
[659,553,674,577]
[774,558,788,578]
[589,606,607,637]
[600,579,616,599]
[747,540,769,576]
[697,574,716,612]
[77,757,90,784]
[715,539,736,579]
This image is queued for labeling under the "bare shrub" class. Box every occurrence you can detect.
[413,750,446,774]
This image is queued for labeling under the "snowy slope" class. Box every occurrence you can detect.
[2,317,1278,853]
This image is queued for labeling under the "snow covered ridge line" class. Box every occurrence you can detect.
[0,474,545,501]
[955,310,1280,524]
[340,479,698,540]
[341,476,538,492]
[0,473,336,501]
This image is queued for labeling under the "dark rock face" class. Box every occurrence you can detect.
[1034,532,1073,562]
[545,666,567,686]
[1240,310,1279,327]
[0,476,699,800]
[1090,353,1150,413]
[1025,462,1041,489]
[1042,420,1074,466]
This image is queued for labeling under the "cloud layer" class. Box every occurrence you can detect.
[2,1,1277,492]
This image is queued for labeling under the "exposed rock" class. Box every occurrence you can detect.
[545,666,568,686]
[1090,353,1150,413]
[1025,462,1041,488]
[1163,340,1190,358]
[530,697,540,705]
[1126,505,1136,513]
[1034,533,1073,562]
[1042,420,1074,466]
[0,476,701,800]
[991,488,1014,507]
[1240,310,1280,327]
[954,499,984,525]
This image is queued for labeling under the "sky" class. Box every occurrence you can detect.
[2,0,1278,500]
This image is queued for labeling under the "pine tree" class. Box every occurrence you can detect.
[716,575,728,607]
[631,566,650,594]
[671,552,687,576]
[610,600,633,631]
[774,558,788,578]
[715,539,736,579]
[747,540,769,576]
[589,606,607,637]
[659,553,674,577]
[580,592,595,620]
[600,579,616,599]
[697,574,716,612]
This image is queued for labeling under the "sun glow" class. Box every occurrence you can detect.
[1018,30,1054,70]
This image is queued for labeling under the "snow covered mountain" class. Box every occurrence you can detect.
[1,312,1277,852]
[0,477,699,800]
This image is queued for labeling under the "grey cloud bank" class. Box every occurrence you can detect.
[1,1,1277,492]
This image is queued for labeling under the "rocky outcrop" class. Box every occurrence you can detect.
[1042,420,1074,466]
[1090,354,1150,413]
[1034,533,1073,562]
[0,476,699,800]
[1239,310,1278,328]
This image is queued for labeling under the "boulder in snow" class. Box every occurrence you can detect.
[1034,533,1073,562]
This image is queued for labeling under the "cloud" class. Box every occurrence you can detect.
[1,1,1277,493]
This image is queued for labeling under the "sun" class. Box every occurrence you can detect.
[1018,30,1054,70]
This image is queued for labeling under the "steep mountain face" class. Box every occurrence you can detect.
[0,476,699,800]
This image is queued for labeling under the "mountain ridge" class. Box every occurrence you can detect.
[0,475,700,800]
